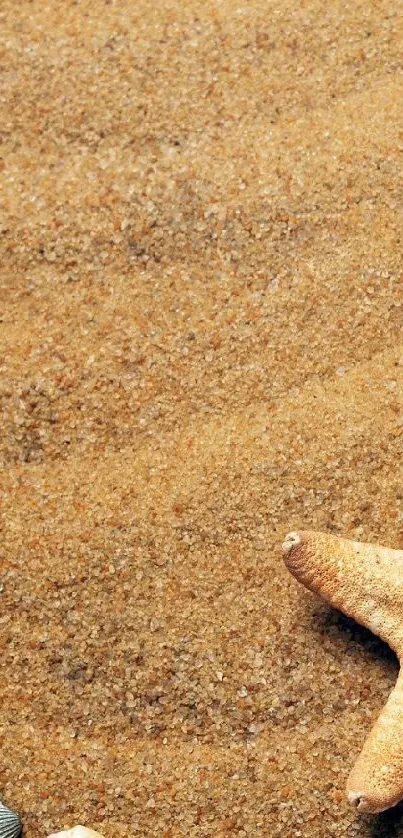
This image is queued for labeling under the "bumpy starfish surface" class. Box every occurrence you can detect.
[282,530,403,814]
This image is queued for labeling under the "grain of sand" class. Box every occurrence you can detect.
[1,1,403,836]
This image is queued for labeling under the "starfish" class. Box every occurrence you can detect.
[282,529,403,814]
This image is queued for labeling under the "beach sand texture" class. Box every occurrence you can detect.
[1,1,403,835]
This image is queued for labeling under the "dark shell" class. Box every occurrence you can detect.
[0,802,21,838]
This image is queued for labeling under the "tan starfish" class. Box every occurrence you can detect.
[282,529,403,814]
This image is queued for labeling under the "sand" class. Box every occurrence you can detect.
[0,0,403,835]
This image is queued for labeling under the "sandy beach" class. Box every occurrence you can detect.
[1,1,403,835]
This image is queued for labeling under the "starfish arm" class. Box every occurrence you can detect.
[347,668,403,813]
[282,531,403,654]
[282,530,403,812]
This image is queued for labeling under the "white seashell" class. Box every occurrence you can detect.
[0,802,21,838]
[48,827,104,838]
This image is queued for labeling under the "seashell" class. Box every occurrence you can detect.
[0,802,21,838]
[48,827,104,838]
